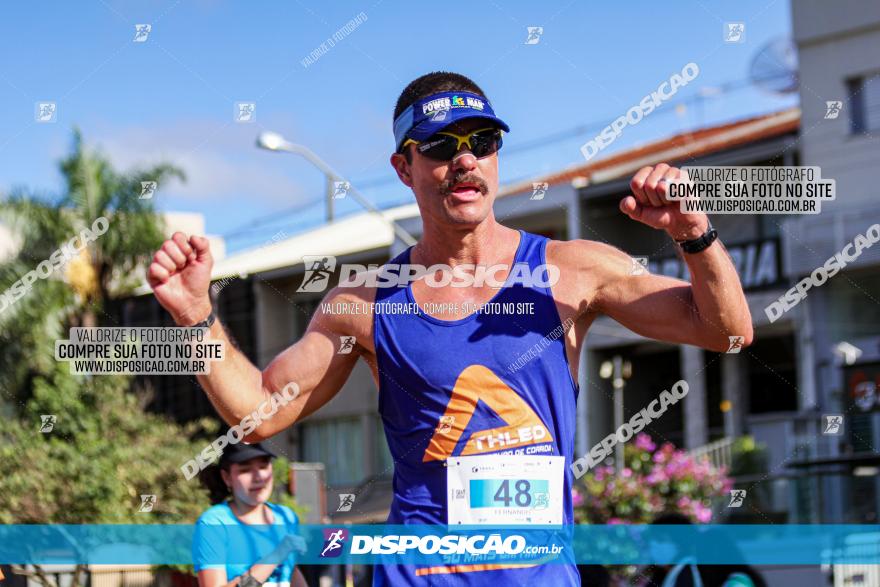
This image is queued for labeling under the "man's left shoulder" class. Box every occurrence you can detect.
[546,238,628,275]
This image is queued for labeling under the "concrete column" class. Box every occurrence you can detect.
[362,413,374,480]
[721,353,745,438]
[576,347,590,458]
[566,184,582,242]
[565,183,590,456]
[254,280,295,368]
[796,296,818,410]
[587,350,613,449]
[680,345,708,448]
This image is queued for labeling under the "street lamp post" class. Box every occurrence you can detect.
[256,131,416,246]
[600,355,632,470]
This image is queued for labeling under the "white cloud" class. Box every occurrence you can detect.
[88,120,311,206]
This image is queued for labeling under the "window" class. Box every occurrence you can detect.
[746,335,798,414]
[373,416,394,478]
[848,72,880,134]
[302,417,364,486]
[294,297,321,337]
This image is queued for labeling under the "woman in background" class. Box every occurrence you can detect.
[194,442,307,587]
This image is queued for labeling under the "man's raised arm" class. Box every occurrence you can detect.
[147,232,362,441]
[561,164,753,352]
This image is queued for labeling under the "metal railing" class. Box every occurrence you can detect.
[689,436,735,470]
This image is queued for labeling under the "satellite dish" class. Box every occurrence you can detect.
[749,37,799,94]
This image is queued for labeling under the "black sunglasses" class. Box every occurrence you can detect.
[401,127,504,161]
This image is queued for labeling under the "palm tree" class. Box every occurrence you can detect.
[0,128,185,407]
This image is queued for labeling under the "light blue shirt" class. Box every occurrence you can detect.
[193,502,299,587]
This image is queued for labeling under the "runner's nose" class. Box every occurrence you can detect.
[452,149,477,172]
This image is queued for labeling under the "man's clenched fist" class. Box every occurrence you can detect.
[620,163,709,241]
[147,232,213,325]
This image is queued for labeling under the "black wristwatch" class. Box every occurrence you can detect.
[676,221,718,254]
[186,309,216,329]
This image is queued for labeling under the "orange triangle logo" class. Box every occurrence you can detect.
[422,365,552,462]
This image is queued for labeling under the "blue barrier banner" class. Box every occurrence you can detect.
[0,524,878,565]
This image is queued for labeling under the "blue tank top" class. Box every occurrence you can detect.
[372,230,580,585]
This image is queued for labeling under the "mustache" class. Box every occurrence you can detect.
[439,173,488,196]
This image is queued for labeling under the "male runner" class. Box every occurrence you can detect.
[148,71,753,585]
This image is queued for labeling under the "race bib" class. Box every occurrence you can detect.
[446,455,564,525]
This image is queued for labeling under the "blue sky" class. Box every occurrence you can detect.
[0,0,796,253]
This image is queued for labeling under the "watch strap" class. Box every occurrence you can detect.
[187,310,215,329]
[676,222,718,254]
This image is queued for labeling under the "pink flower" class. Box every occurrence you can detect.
[572,490,584,508]
[621,467,633,478]
[695,505,712,523]
[608,517,624,525]
[635,433,656,452]
[646,469,668,485]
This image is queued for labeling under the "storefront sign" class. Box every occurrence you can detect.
[649,238,780,290]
